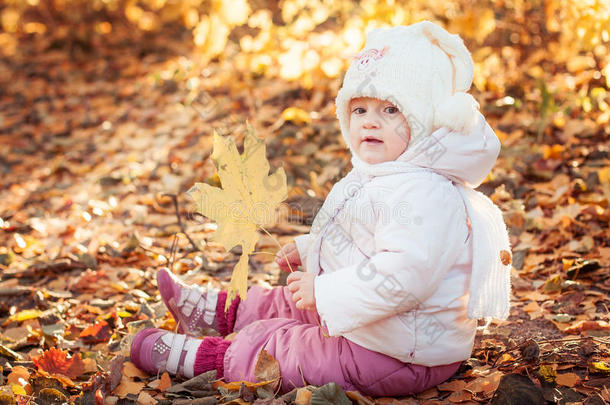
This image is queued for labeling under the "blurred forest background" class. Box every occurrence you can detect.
[0,0,609,403]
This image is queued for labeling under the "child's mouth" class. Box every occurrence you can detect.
[362,136,383,145]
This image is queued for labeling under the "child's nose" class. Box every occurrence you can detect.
[363,118,380,129]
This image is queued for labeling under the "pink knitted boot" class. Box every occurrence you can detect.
[157,268,240,336]
[130,328,231,378]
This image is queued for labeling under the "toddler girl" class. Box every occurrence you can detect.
[130,21,511,396]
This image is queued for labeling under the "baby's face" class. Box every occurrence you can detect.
[348,97,410,164]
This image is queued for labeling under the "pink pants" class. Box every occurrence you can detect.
[222,286,461,396]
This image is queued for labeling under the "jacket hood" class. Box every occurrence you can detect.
[350,112,500,189]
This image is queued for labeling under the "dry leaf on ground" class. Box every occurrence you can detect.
[254,349,281,383]
[158,372,171,392]
[33,348,86,380]
[555,372,581,387]
[113,375,146,397]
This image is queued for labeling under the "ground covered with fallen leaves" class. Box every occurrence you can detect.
[1,10,610,405]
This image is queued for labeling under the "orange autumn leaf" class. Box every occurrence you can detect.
[295,387,312,404]
[464,371,503,396]
[79,320,111,344]
[213,379,279,391]
[33,348,86,380]
[7,365,29,385]
[447,390,472,402]
[543,144,564,160]
[7,366,32,395]
[95,389,104,405]
[437,379,468,392]
[563,320,610,334]
[123,361,148,379]
[37,371,77,387]
[113,375,146,397]
[158,372,171,392]
[137,391,156,404]
[254,349,280,383]
[555,372,581,387]
[500,250,512,266]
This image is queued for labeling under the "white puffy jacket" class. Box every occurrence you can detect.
[295,114,503,366]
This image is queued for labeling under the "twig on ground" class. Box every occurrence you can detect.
[169,233,178,271]
[137,243,170,267]
[0,286,33,296]
[163,193,200,253]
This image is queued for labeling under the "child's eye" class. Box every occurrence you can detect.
[384,106,399,114]
[352,107,366,114]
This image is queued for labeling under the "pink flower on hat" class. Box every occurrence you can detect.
[353,46,389,71]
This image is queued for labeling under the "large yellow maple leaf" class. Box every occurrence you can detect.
[187,129,287,306]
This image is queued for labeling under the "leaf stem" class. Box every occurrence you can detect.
[258,225,294,273]
[258,226,328,337]
[316,317,330,338]
[250,251,276,256]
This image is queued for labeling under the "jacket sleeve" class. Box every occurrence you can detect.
[313,175,469,336]
[294,233,313,266]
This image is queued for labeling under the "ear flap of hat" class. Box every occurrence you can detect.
[434,92,480,133]
[419,21,474,92]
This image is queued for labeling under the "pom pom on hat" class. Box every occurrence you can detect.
[419,21,480,133]
[433,92,480,133]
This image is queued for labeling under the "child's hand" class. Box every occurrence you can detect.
[286,271,316,311]
[274,242,302,272]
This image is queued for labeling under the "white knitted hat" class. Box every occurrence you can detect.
[336,21,480,147]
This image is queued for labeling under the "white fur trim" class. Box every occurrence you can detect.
[433,92,480,133]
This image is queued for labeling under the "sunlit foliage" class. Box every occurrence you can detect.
[0,0,608,123]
